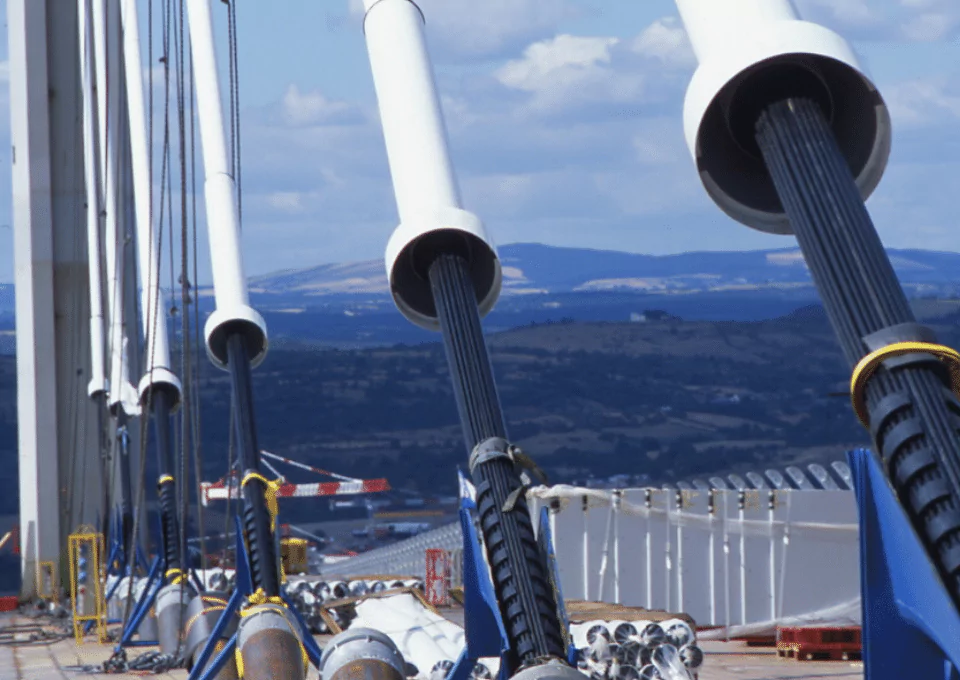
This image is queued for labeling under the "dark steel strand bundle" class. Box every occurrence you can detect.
[756,97,960,598]
[428,254,507,448]
[153,389,182,572]
[226,333,281,596]
[474,461,568,663]
[117,413,135,565]
[428,254,566,664]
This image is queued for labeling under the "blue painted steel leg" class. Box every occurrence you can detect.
[190,518,252,680]
[449,472,511,680]
[117,556,163,648]
[189,587,244,680]
[195,631,238,680]
[848,448,960,680]
[282,589,322,668]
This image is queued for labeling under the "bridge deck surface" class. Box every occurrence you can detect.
[0,614,863,680]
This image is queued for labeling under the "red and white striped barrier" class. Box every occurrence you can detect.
[200,477,390,506]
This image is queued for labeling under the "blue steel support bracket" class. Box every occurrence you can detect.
[449,472,511,680]
[189,586,244,680]
[196,631,238,680]
[190,517,252,680]
[117,555,163,648]
[848,447,960,680]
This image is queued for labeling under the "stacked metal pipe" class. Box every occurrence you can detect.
[282,578,424,634]
[570,620,701,680]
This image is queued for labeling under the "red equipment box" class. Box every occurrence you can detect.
[777,626,862,661]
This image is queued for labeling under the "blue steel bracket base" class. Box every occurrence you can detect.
[848,448,960,680]
[449,473,512,680]
[190,515,322,680]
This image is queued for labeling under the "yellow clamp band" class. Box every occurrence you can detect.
[158,474,175,487]
[165,568,187,585]
[183,605,225,639]
[236,590,308,675]
[850,341,960,427]
[241,472,282,532]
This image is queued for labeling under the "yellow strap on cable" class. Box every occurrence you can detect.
[165,568,187,585]
[243,588,286,609]
[183,605,225,639]
[158,474,175,486]
[850,341,960,426]
[236,592,308,675]
[240,472,282,532]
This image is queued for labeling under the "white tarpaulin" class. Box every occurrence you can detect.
[351,593,501,679]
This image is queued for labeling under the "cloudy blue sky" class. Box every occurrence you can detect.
[0,0,958,282]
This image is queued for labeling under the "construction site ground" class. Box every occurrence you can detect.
[0,613,864,680]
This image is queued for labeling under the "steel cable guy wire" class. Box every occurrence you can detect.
[756,97,960,602]
[428,253,567,667]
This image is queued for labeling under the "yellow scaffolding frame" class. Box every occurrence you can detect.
[280,537,308,576]
[68,527,106,645]
[35,561,57,602]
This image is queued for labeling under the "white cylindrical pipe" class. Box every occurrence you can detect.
[120,0,182,404]
[94,0,132,413]
[675,0,797,63]
[79,0,107,399]
[361,0,501,329]
[362,0,460,225]
[90,0,108,181]
[185,0,267,369]
[674,0,891,234]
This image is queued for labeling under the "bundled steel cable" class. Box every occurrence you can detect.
[756,97,960,604]
[227,333,281,597]
[429,253,567,668]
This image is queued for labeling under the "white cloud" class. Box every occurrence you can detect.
[902,11,960,41]
[630,17,695,67]
[796,0,960,40]
[494,35,657,116]
[884,78,960,127]
[496,35,620,92]
[132,11,960,281]
[349,0,578,60]
[267,191,307,214]
[279,85,362,127]
[797,0,881,27]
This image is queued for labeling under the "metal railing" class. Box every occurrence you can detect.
[324,522,464,586]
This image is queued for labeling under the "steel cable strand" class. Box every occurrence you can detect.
[228,334,282,596]
[760,99,960,540]
[428,254,566,666]
[790,100,912,325]
[756,97,960,603]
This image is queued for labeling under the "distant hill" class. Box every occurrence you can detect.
[242,243,960,298]
[2,245,958,352]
